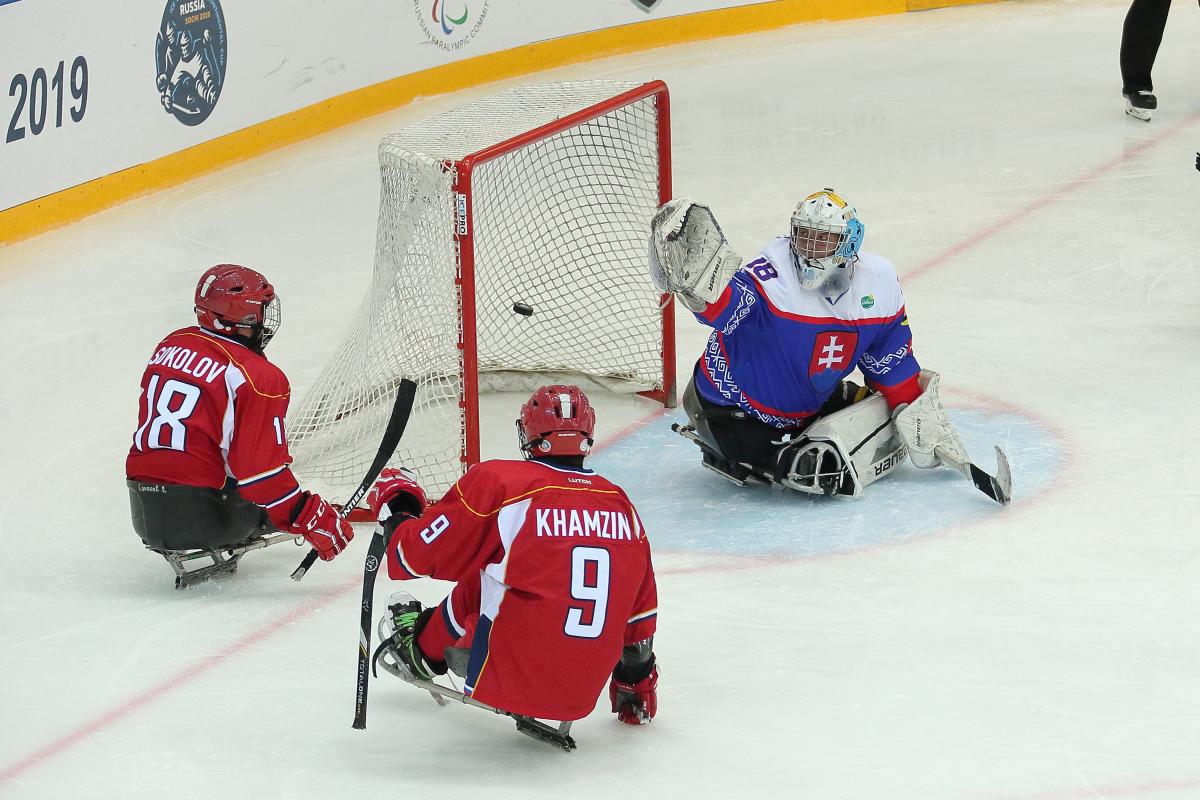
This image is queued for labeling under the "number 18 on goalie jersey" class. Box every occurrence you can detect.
[386,459,658,721]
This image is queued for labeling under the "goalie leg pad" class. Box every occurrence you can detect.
[773,439,848,496]
[776,393,907,498]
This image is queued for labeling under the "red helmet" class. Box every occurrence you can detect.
[194,264,281,350]
[517,385,596,458]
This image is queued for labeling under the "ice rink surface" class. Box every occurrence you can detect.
[3,0,1199,796]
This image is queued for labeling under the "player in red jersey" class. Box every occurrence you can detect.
[369,385,658,726]
[126,264,354,587]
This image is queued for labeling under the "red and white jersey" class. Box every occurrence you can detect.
[125,327,303,524]
[387,458,658,721]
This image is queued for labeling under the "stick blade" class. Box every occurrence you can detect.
[968,446,1012,505]
[290,550,319,582]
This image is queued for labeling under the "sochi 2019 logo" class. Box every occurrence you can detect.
[414,0,490,52]
[154,0,227,126]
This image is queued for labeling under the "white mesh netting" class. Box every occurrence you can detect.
[288,80,669,499]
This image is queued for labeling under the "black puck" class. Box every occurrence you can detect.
[512,302,534,317]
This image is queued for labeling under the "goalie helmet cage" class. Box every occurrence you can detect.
[289,80,675,500]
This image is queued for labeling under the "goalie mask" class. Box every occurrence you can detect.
[194,264,281,351]
[790,188,864,295]
[517,385,596,458]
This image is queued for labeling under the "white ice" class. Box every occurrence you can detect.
[3,0,1200,797]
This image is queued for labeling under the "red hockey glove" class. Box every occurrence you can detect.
[610,664,659,725]
[289,492,353,561]
[368,467,427,522]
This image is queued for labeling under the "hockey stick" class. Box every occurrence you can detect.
[351,524,390,729]
[936,444,1012,506]
[290,378,418,582]
[370,652,577,750]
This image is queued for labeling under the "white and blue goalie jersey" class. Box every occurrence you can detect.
[691,237,922,428]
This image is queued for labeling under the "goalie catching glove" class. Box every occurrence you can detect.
[648,197,742,311]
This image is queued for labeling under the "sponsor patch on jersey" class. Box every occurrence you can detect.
[808,330,858,394]
[860,294,875,309]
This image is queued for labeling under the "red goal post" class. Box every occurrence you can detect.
[289,80,675,502]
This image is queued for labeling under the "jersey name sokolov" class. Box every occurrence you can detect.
[535,508,634,540]
[147,345,228,384]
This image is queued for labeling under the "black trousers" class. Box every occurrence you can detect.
[128,479,274,551]
[682,370,864,471]
[1120,0,1172,94]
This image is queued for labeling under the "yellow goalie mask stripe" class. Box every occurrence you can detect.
[804,188,849,208]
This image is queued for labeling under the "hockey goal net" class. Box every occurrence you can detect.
[288,80,674,500]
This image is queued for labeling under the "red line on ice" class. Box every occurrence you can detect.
[0,578,357,787]
[905,112,1199,283]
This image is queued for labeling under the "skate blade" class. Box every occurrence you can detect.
[174,560,239,589]
[698,459,749,486]
[514,717,577,751]
[1124,104,1152,121]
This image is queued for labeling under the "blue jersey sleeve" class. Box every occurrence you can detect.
[690,265,768,335]
[858,308,920,389]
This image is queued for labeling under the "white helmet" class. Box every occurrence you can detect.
[790,188,865,294]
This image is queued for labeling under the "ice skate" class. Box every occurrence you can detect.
[1124,90,1156,121]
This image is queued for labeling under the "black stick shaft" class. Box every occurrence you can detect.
[290,379,418,582]
[293,547,320,581]
[352,528,388,729]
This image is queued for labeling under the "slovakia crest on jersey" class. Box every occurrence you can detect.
[808,330,858,394]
